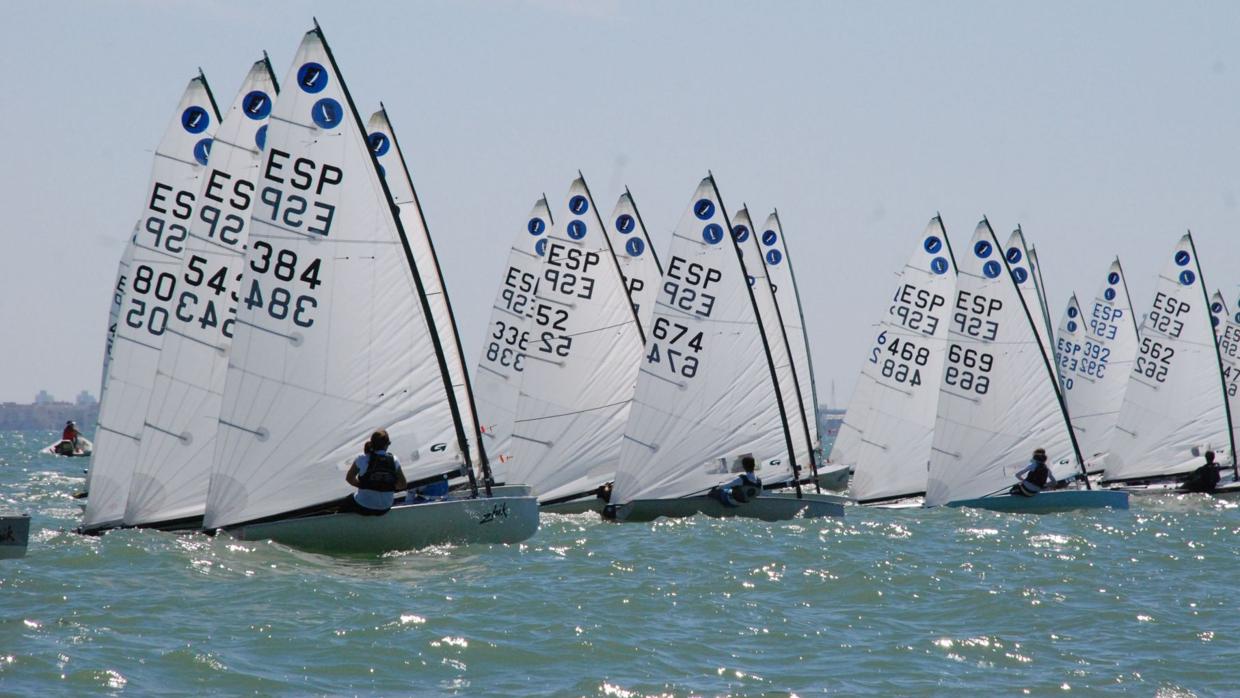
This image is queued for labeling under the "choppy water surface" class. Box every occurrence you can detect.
[2,430,1238,695]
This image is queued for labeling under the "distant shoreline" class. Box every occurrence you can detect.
[0,402,98,431]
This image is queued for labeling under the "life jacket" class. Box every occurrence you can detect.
[358,452,398,492]
[731,472,762,503]
[1025,462,1051,489]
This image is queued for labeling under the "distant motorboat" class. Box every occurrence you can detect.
[43,437,93,458]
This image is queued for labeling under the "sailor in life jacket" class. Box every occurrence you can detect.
[344,430,407,515]
[714,455,763,506]
[1010,448,1055,497]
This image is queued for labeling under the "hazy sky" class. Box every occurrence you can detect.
[3,0,1239,406]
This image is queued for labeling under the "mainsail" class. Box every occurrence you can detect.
[505,176,646,502]
[84,74,221,531]
[1209,291,1239,465]
[204,25,471,530]
[1004,228,1055,365]
[474,198,553,476]
[1105,234,1232,481]
[610,177,795,505]
[1053,260,1140,460]
[836,217,958,503]
[100,226,137,399]
[604,189,664,325]
[925,220,1082,507]
[125,57,280,527]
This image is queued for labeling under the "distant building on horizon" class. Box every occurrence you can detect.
[75,390,97,406]
[34,390,54,405]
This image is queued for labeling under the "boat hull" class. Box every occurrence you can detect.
[228,495,539,553]
[814,463,852,492]
[42,437,93,457]
[542,497,604,515]
[947,489,1129,514]
[613,492,845,523]
[0,514,31,559]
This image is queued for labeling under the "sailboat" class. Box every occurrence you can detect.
[505,175,647,513]
[605,176,844,522]
[604,188,664,325]
[924,219,1127,513]
[1101,234,1236,491]
[119,56,281,530]
[1210,290,1240,491]
[1053,260,1140,467]
[835,216,958,506]
[82,72,222,533]
[202,24,537,553]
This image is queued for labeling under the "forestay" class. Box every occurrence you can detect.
[605,189,663,325]
[205,27,468,530]
[505,176,646,502]
[732,207,810,475]
[611,177,794,506]
[474,198,553,477]
[1054,260,1140,460]
[84,74,220,531]
[1209,291,1239,463]
[125,58,279,527]
[837,217,958,503]
[368,106,488,482]
[1105,234,1232,481]
[925,220,1081,507]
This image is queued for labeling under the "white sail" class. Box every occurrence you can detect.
[84,74,220,531]
[611,177,794,505]
[1105,234,1231,480]
[368,107,487,480]
[836,217,958,503]
[505,176,646,502]
[205,27,468,530]
[1209,291,1239,462]
[1028,244,1058,356]
[605,189,664,325]
[474,197,553,478]
[732,207,811,474]
[761,212,822,463]
[1054,260,1140,460]
[925,220,1080,507]
[100,226,137,398]
[124,58,280,527]
[1004,229,1055,366]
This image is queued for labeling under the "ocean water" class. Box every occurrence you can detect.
[2,430,1238,696]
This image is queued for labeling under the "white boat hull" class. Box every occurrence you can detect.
[228,495,539,553]
[0,514,31,559]
[42,437,93,457]
[814,463,851,491]
[613,492,845,523]
[947,489,1129,514]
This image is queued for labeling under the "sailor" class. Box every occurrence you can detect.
[1010,448,1055,497]
[343,430,407,515]
[1182,450,1222,493]
[713,455,763,507]
[62,421,79,443]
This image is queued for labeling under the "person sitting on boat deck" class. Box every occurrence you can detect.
[1010,448,1055,497]
[343,430,407,515]
[1182,451,1222,493]
[712,455,763,507]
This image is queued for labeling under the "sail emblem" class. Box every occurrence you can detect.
[1214,314,1221,328]
[1012,267,1028,284]
[527,217,546,235]
[930,257,949,275]
[1006,247,1022,264]
[1212,301,1224,314]
[732,225,750,242]
[569,195,589,215]
[311,98,343,129]
[974,240,992,258]
[761,229,778,246]
[766,249,783,265]
[296,62,328,93]
[702,223,724,244]
[1104,288,1116,301]
[181,106,210,134]
[1108,271,1120,285]
[367,132,390,156]
[243,91,272,120]
[535,238,548,256]
[1179,270,1196,286]
[193,138,212,166]
[1174,250,1191,266]
[1067,305,1079,318]
[982,260,1002,278]
[1068,320,1078,332]
[255,124,268,151]
[694,199,715,220]
[616,214,635,233]
[567,220,587,240]
[626,238,645,257]
[924,236,942,253]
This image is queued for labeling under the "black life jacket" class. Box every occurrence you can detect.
[358,452,398,492]
[731,473,762,503]
[1025,461,1051,489]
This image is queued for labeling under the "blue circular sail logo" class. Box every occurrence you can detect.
[297,62,328,93]
[982,260,1002,278]
[527,217,546,236]
[1213,315,1220,327]
[1006,247,1022,264]
[930,257,949,275]
[182,106,210,134]
[569,195,589,215]
[377,164,385,178]
[1012,267,1029,284]
[702,223,724,244]
[243,91,272,120]
[762,229,778,247]
[732,225,750,242]
[1235,312,1240,324]
[1175,250,1191,267]
[1067,320,1078,333]
[193,138,212,166]
[255,124,268,151]
[616,214,635,234]
[1067,306,1079,318]
[1180,270,1196,286]
[567,220,587,240]
[311,98,343,129]
[1104,288,1116,301]
[626,238,645,257]
[368,132,390,157]
[1211,301,1224,314]
[747,275,756,287]
[924,236,942,253]
[974,240,992,258]
[694,199,715,220]
[1108,271,1120,285]
[766,249,783,265]
[535,238,548,256]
